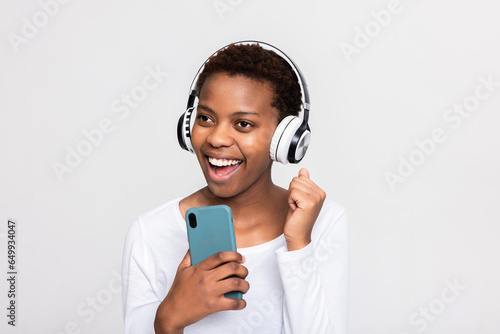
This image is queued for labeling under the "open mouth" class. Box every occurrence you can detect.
[207,156,243,178]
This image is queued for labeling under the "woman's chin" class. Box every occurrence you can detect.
[204,182,240,199]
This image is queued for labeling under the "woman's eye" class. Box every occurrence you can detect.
[197,115,212,123]
[237,121,251,128]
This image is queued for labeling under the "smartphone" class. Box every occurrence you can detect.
[185,205,242,299]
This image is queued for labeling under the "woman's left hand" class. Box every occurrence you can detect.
[284,168,326,251]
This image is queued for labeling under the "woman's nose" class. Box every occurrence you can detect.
[206,123,234,148]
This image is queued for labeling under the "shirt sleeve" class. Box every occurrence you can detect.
[275,205,349,334]
[122,218,160,334]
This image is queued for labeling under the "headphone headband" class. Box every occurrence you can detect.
[187,41,309,122]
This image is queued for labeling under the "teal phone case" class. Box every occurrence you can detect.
[185,205,242,300]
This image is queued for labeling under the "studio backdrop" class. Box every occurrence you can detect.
[1,0,499,333]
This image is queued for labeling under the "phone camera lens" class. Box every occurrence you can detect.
[188,213,197,228]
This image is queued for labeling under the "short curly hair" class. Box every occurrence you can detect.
[196,43,302,121]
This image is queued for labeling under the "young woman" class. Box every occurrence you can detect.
[122,42,349,334]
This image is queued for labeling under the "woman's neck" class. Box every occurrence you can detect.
[187,171,289,247]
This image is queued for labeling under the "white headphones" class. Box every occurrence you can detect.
[177,40,311,164]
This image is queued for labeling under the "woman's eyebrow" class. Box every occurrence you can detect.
[232,111,261,118]
[197,104,215,114]
[197,104,261,118]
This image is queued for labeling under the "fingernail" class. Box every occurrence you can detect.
[241,255,246,263]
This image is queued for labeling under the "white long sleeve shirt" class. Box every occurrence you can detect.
[122,197,349,334]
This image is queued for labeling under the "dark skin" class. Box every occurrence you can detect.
[154,73,326,334]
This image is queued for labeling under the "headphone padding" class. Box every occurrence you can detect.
[270,116,302,164]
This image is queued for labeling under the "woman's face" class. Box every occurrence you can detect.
[191,72,280,199]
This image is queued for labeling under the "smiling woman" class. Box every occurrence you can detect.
[121,42,350,334]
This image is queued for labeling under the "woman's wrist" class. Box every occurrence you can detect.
[154,315,184,334]
[154,299,184,334]
[285,236,311,251]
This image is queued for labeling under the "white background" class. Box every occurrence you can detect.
[1,0,499,333]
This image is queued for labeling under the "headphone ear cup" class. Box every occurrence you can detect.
[177,112,188,151]
[288,126,311,163]
[177,107,197,153]
[269,116,303,164]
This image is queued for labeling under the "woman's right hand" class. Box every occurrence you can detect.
[154,250,249,334]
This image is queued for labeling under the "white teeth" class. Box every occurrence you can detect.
[208,157,241,167]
